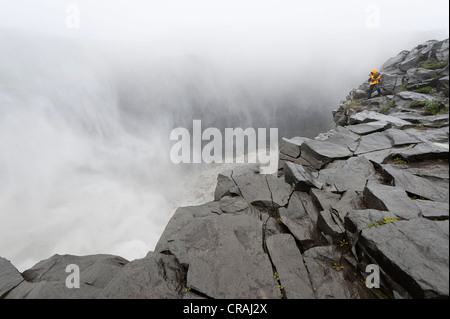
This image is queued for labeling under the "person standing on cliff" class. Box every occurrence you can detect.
[367,68,382,99]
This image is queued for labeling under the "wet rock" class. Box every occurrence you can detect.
[380,164,449,202]
[414,199,449,220]
[278,192,321,249]
[317,157,375,193]
[393,91,434,108]
[391,142,449,162]
[0,258,24,298]
[349,110,413,128]
[155,204,280,299]
[101,252,185,299]
[363,184,421,220]
[346,121,390,135]
[357,218,449,298]
[303,246,374,299]
[284,162,322,191]
[266,234,315,299]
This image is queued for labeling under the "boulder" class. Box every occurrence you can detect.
[0,258,24,298]
[414,199,449,220]
[391,142,448,162]
[380,164,449,202]
[349,110,413,128]
[101,252,185,299]
[357,218,449,298]
[393,91,434,108]
[284,162,322,191]
[317,157,375,193]
[346,121,390,135]
[155,204,280,299]
[266,234,315,299]
[363,184,421,220]
[278,192,322,249]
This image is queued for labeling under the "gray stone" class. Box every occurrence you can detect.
[101,252,185,299]
[300,139,354,170]
[346,121,390,135]
[380,164,449,202]
[349,110,413,128]
[156,205,280,299]
[354,132,394,155]
[266,234,315,299]
[0,257,24,298]
[279,137,309,158]
[358,219,449,298]
[331,189,365,222]
[363,184,421,220]
[284,162,322,191]
[317,208,346,244]
[318,157,375,193]
[344,209,398,235]
[393,91,434,108]
[310,189,341,212]
[391,142,448,162]
[303,246,374,299]
[278,192,322,249]
[414,199,449,220]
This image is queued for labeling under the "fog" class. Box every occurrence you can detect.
[0,0,448,271]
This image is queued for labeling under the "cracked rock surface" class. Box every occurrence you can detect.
[1,38,449,299]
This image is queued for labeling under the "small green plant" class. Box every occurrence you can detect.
[339,239,349,247]
[400,81,408,92]
[364,217,399,229]
[380,101,396,114]
[393,156,408,164]
[332,262,345,271]
[422,59,447,70]
[185,287,191,293]
[423,100,447,115]
[414,86,435,94]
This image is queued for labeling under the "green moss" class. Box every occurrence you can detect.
[414,86,435,94]
[422,59,448,70]
[393,156,408,164]
[423,100,447,115]
[400,81,408,92]
[380,101,396,114]
[363,217,399,229]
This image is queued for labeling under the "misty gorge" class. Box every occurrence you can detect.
[0,12,448,275]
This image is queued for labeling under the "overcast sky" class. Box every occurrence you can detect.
[1,0,448,42]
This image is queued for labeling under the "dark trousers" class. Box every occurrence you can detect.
[368,84,382,99]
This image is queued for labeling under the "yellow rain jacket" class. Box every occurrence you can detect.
[369,68,381,85]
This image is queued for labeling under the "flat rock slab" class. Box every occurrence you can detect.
[284,162,322,191]
[266,234,315,299]
[358,218,449,298]
[303,246,374,299]
[393,91,434,108]
[0,257,24,298]
[101,252,185,299]
[349,110,413,128]
[156,204,280,299]
[278,192,322,249]
[354,132,393,155]
[232,168,292,208]
[317,157,375,192]
[363,184,421,220]
[414,199,449,220]
[346,121,390,135]
[381,164,449,202]
[391,142,449,162]
[300,140,353,170]
[344,209,398,236]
